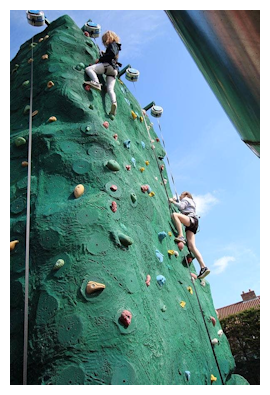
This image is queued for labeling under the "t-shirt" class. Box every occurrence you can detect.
[173,197,196,216]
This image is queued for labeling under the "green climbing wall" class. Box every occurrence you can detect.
[10,14,249,385]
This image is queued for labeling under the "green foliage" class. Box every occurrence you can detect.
[221,308,260,384]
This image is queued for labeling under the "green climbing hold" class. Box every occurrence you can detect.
[109,114,115,120]
[53,259,65,270]
[106,159,120,171]
[23,105,30,114]
[118,233,134,247]
[89,104,94,110]
[22,80,30,87]
[15,137,26,147]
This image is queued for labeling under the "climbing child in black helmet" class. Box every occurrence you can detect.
[169,191,210,279]
[84,30,122,116]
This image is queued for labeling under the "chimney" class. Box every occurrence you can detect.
[241,289,257,302]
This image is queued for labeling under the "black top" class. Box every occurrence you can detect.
[98,42,122,70]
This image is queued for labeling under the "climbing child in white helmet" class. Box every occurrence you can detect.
[169,191,210,279]
[84,30,122,116]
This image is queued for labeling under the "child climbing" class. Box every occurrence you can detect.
[169,192,210,279]
[84,30,122,116]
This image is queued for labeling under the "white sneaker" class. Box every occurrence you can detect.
[84,81,102,91]
[110,102,117,116]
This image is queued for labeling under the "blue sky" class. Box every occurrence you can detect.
[10,8,260,310]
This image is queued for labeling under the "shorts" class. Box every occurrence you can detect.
[185,216,199,235]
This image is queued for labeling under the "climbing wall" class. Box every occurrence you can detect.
[10,14,249,385]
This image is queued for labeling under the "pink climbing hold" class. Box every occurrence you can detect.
[190,272,197,280]
[103,121,109,129]
[110,185,117,191]
[111,201,117,212]
[145,275,151,287]
[126,165,131,171]
[84,31,90,37]
[84,84,91,91]
[141,184,150,193]
[113,133,118,140]
[178,241,184,251]
[210,316,216,326]
[119,310,132,327]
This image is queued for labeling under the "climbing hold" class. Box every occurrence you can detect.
[74,184,84,198]
[26,10,45,26]
[22,80,30,87]
[119,310,132,327]
[106,160,120,171]
[41,54,49,60]
[211,374,217,384]
[174,251,179,257]
[141,141,145,149]
[10,240,19,251]
[23,105,30,114]
[155,250,164,262]
[89,104,94,110]
[48,116,57,122]
[131,110,137,120]
[177,242,184,251]
[140,116,143,122]
[145,160,150,166]
[110,185,117,192]
[151,105,163,118]
[187,254,193,264]
[32,110,38,117]
[124,140,131,149]
[156,275,166,286]
[184,371,191,381]
[86,281,105,294]
[111,201,117,213]
[156,138,160,142]
[160,164,165,172]
[141,185,150,193]
[113,134,118,140]
[158,231,167,241]
[75,63,85,71]
[103,121,109,129]
[130,193,137,203]
[84,83,90,91]
[180,301,186,308]
[84,31,90,37]
[53,259,65,270]
[84,21,101,38]
[131,157,136,167]
[44,35,49,40]
[28,58,33,64]
[167,250,175,256]
[47,81,54,88]
[109,114,115,120]
[15,137,26,147]
[168,232,172,237]
[211,338,219,345]
[145,275,151,287]
[118,233,133,247]
[210,316,216,326]
[200,280,206,287]
[125,67,140,82]
[218,329,223,337]
[190,272,197,280]
[140,167,145,173]
[21,161,28,167]
[38,37,43,42]
[187,286,193,294]
[126,165,131,171]
[161,305,167,312]
[148,191,155,197]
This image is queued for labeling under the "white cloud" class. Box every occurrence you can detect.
[213,256,236,274]
[193,193,219,216]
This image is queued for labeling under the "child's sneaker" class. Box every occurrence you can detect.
[174,236,186,244]
[197,267,210,279]
[84,81,102,91]
[110,102,117,116]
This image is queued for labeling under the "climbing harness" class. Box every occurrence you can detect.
[22,35,35,386]
[125,67,140,82]
[84,20,101,38]
[26,10,45,26]
[184,249,225,385]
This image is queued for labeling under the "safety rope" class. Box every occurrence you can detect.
[23,36,34,386]
[184,250,225,385]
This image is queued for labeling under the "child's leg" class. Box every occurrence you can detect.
[85,63,105,83]
[186,231,206,268]
[106,75,117,103]
[171,212,190,238]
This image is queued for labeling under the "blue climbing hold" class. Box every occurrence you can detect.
[158,231,167,241]
[131,157,136,167]
[155,249,164,262]
[156,275,166,286]
[124,140,131,149]
[185,371,191,381]
[141,141,145,149]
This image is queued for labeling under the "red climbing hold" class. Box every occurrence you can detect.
[187,257,193,264]
[145,275,151,287]
[103,121,109,129]
[210,316,216,326]
[113,134,118,140]
[84,31,90,37]
[111,201,117,212]
[126,165,131,171]
[178,242,184,251]
[84,84,91,91]
[119,310,132,327]
[110,185,117,191]
[141,184,150,193]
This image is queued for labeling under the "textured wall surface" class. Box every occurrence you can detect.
[10,14,249,385]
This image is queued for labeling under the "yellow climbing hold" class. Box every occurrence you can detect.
[32,110,38,117]
[47,81,54,88]
[187,286,193,294]
[149,191,155,197]
[10,240,19,251]
[48,116,57,122]
[39,38,44,42]
[180,301,186,308]
[168,232,172,236]
[211,374,217,383]
[74,184,84,198]
[131,110,137,120]
[168,250,175,256]
[119,79,123,85]
[145,160,150,166]
[140,167,145,173]
[140,116,143,122]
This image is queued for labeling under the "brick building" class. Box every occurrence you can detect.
[216,289,260,320]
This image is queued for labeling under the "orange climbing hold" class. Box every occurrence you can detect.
[74,184,84,198]
[21,161,28,167]
[42,54,49,59]
[131,111,137,120]
[48,116,57,122]
[10,240,19,251]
